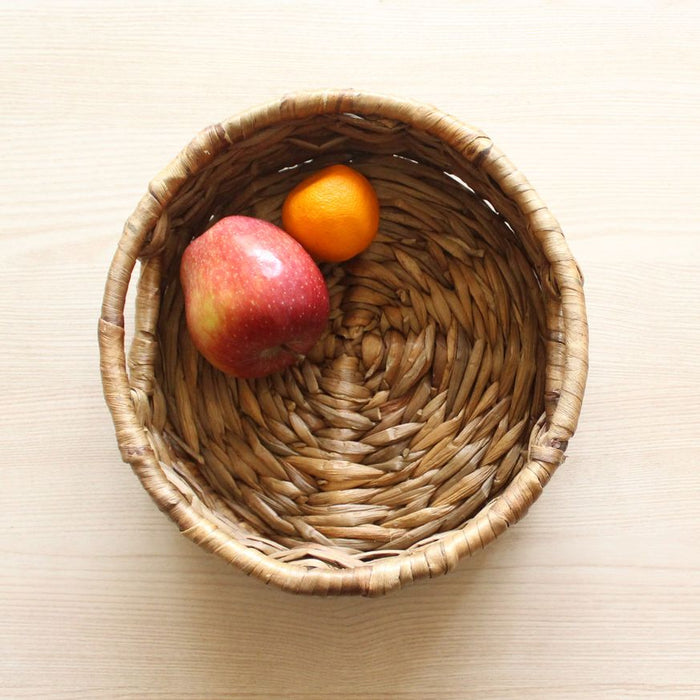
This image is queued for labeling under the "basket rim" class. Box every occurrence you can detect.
[98,89,589,596]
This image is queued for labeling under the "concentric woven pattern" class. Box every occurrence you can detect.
[99,91,588,596]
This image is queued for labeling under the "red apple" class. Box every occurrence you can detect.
[180,215,330,378]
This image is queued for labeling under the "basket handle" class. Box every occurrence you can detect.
[99,191,161,466]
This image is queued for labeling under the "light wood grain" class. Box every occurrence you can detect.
[1,1,699,698]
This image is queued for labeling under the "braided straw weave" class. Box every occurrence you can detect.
[99,90,588,596]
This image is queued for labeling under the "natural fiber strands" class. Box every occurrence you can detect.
[99,91,588,595]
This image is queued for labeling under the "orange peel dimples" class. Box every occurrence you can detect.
[281,164,380,263]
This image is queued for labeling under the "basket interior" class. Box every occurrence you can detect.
[133,112,551,570]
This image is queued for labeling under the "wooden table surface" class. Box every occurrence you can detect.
[2,2,699,698]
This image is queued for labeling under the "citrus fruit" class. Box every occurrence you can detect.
[281,164,380,263]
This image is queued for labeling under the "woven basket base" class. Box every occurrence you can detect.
[132,114,550,571]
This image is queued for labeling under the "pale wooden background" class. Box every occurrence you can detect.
[2,2,699,698]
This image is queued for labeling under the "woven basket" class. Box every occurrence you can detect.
[99,90,588,596]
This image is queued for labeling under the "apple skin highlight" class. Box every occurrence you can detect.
[180,216,330,378]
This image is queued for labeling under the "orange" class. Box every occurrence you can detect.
[281,164,380,263]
